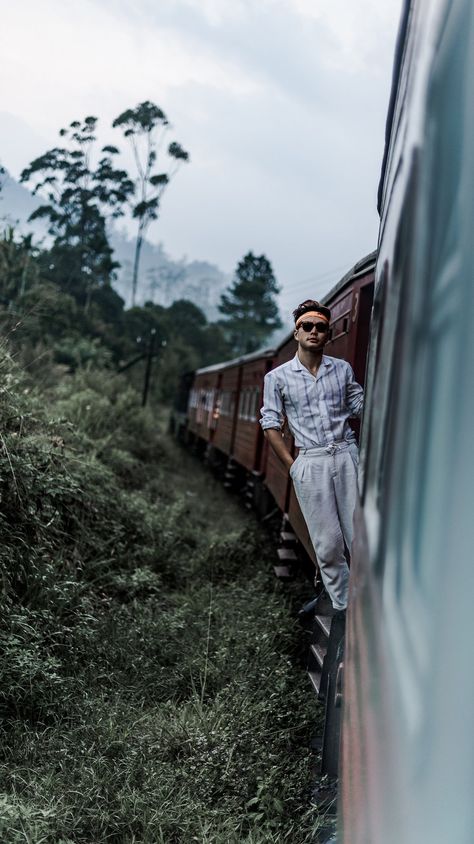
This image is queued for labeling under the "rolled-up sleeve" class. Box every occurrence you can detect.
[346,365,364,418]
[260,371,284,430]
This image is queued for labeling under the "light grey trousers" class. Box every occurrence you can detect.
[290,440,359,610]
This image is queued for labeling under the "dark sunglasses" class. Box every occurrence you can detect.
[299,321,329,333]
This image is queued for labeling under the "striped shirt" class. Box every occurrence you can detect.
[260,353,363,449]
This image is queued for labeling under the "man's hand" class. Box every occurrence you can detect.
[263,428,294,474]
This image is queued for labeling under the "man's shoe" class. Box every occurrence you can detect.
[297,596,319,630]
[314,593,347,618]
[313,591,336,616]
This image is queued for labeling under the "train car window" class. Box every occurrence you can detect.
[326,292,352,347]
[370,155,419,568]
[220,391,231,416]
[358,262,389,505]
[249,387,260,422]
[242,389,250,420]
[196,390,206,424]
[205,389,215,427]
[212,394,221,427]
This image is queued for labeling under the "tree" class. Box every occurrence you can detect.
[112,101,190,307]
[20,117,134,311]
[0,227,40,304]
[218,252,282,355]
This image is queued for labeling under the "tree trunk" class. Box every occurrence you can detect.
[132,226,145,307]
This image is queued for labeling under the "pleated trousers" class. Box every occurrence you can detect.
[290,440,359,610]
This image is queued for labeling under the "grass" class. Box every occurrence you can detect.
[0,358,332,843]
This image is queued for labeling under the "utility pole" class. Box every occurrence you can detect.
[142,328,156,407]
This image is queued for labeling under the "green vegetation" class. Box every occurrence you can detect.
[0,223,232,405]
[0,352,328,842]
[219,252,282,356]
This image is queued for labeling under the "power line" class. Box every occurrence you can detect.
[281,261,352,295]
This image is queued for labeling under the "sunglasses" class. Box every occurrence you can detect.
[298,321,329,333]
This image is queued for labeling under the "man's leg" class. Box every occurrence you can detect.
[292,454,349,610]
[333,445,359,553]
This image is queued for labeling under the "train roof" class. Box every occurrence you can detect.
[195,346,275,376]
[321,250,377,307]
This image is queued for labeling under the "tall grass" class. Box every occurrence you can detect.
[0,354,329,842]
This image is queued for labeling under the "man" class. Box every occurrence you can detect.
[260,299,363,615]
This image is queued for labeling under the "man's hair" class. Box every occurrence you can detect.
[292,299,331,324]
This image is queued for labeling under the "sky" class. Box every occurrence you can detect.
[0,0,402,317]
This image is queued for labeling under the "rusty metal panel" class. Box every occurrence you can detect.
[264,447,291,511]
[259,336,296,507]
[212,365,241,455]
[233,357,270,471]
[287,489,316,563]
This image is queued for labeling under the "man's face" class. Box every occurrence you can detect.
[294,318,329,352]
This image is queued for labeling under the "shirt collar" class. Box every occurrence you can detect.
[291,352,332,372]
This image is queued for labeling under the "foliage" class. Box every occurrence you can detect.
[0,228,233,398]
[0,353,325,842]
[0,227,40,303]
[112,101,190,306]
[219,252,282,355]
[20,116,134,310]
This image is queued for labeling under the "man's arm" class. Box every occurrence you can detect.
[263,428,294,474]
[260,370,294,474]
[346,364,364,418]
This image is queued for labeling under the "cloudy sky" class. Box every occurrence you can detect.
[1,0,402,316]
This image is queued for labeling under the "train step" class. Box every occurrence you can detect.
[277,547,298,564]
[274,545,297,580]
[308,642,327,698]
[315,613,332,638]
[307,612,334,701]
[273,564,293,580]
[279,530,297,545]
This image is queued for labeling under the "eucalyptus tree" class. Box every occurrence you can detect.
[20,117,134,311]
[112,101,190,306]
[219,252,282,355]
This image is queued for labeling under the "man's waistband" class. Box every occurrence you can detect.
[298,439,356,456]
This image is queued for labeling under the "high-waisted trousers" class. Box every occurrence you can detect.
[289,440,359,611]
